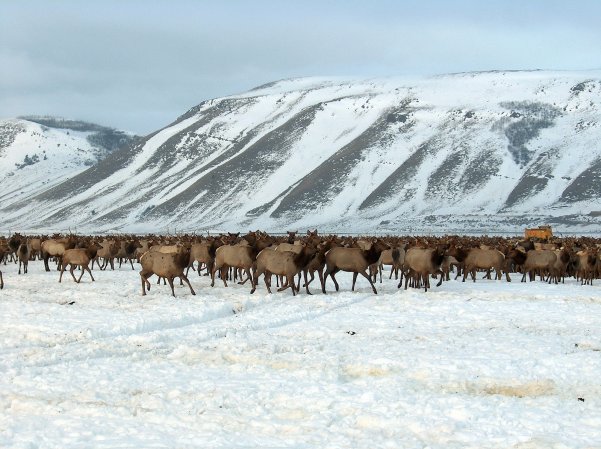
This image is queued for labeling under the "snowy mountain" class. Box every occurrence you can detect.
[0,117,138,218]
[1,71,601,234]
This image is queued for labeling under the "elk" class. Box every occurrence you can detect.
[548,248,571,284]
[17,241,31,274]
[506,249,557,283]
[371,244,407,283]
[116,239,141,269]
[41,236,77,271]
[322,239,389,294]
[59,242,101,283]
[211,244,256,289]
[401,245,447,292]
[7,234,22,263]
[186,239,221,277]
[250,245,315,296]
[211,234,273,289]
[93,239,119,270]
[135,239,152,261]
[140,247,195,297]
[29,238,42,260]
[298,238,338,295]
[574,250,598,285]
[448,247,510,282]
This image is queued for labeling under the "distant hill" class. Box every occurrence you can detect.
[0,117,138,217]
[1,71,600,234]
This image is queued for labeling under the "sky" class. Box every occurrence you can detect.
[1,0,600,135]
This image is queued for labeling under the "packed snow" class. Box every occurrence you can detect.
[1,260,601,448]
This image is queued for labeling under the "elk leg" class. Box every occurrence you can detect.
[303,270,313,295]
[250,270,260,294]
[351,272,358,291]
[180,273,196,295]
[210,264,218,287]
[70,264,78,283]
[304,271,315,287]
[59,264,67,283]
[77,265,86,283]
[140,272,148,295]
[167,277,176,297]
[322,267,332,293]
[435,270,444,287]
[43,252,51,272]
[238,268,250,285]
[221,266,228,287]
[330,269,340,292]
[359,270,378,294]
[85,265,95,282]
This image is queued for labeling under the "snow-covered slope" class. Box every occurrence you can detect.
[1,71,601,234]
[0,117,137,214]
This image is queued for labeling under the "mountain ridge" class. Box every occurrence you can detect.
[1,70,600,234]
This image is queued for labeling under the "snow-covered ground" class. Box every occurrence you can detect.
[1,260,601,448]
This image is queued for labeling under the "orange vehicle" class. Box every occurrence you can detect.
[524,225,553,240]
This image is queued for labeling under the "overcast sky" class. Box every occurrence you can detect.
[1,0,600,134]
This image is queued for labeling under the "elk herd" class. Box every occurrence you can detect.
[0,231,600,296]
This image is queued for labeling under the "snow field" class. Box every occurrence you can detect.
[1,260,601,448]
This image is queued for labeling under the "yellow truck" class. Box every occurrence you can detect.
[524,225,553,240]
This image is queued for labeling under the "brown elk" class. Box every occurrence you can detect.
[59,242,102,283]
[186,239,222,277]
[548,248,571,283]
[94,239,119,270]
[250,245,315,296]
[211,234,274,288]
[371,244,407,283]
[116,239,142,269]
[42,236,77,271]
[322,239,389,294]
[140,247,195,297]
[575,250,598,285]
[506,249,557,283]
[29,238,42,260]
[7,234,22,263]
[401,245,447,292]
[448,247,510,282]
[295,238,337,295]
[17,241,31,274]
